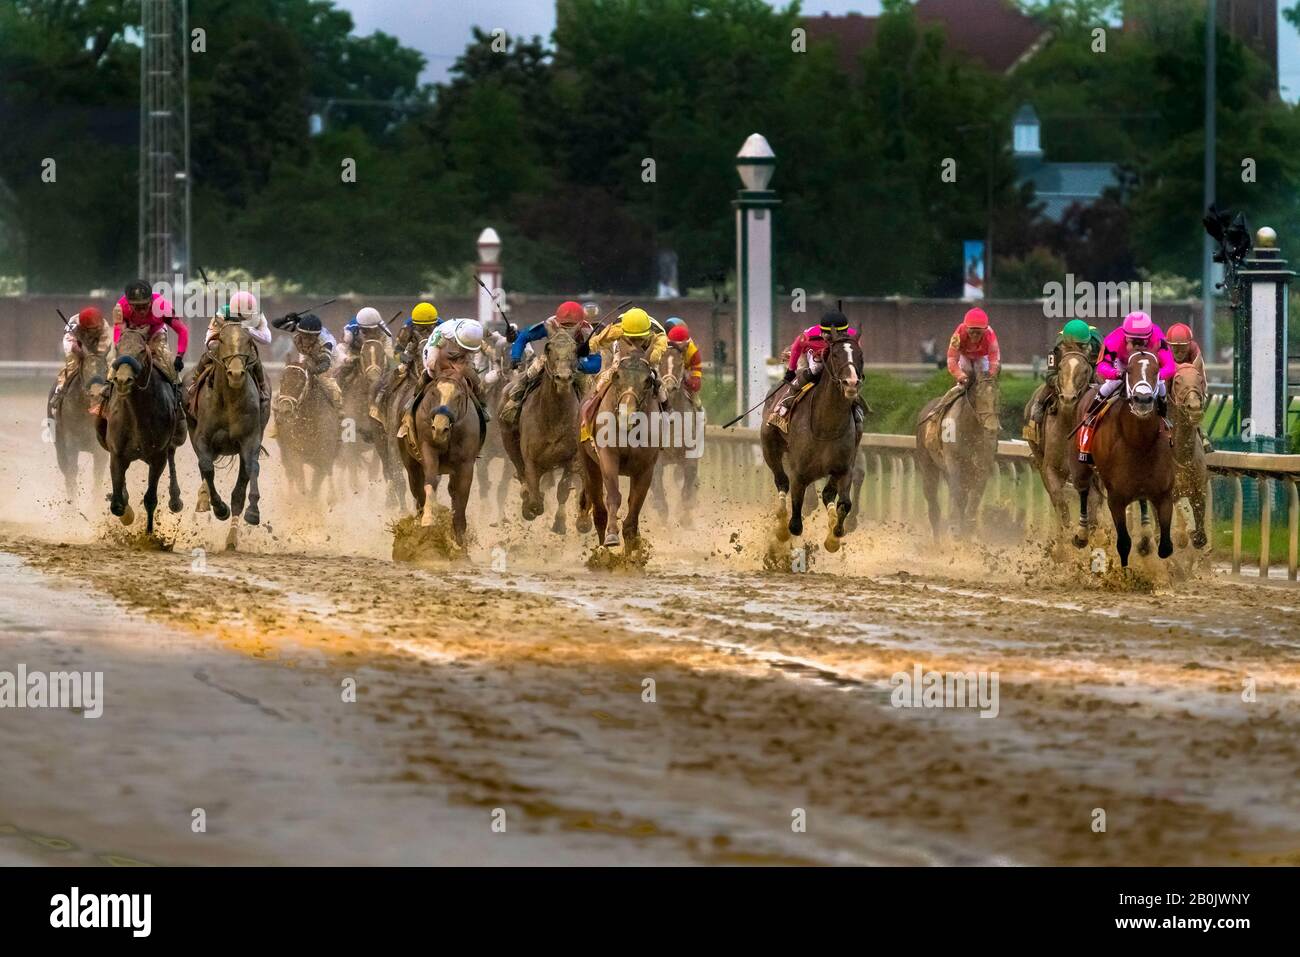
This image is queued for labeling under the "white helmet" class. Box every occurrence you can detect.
[451,319,484,352]
[229,290,258,318]
[355,306,382,328]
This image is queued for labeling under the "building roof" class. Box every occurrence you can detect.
[1019,161,1120,221]
[803,0,1052,76]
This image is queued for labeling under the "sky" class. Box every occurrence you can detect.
[340,0,1299,101]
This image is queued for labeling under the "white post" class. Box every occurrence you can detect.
[1239,227,1293,449]
[734,134,779,430]
[476,227,502,327]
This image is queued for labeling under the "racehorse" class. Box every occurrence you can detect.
[474,339,513,519]
[338,333,388,492]
[99,327,184,533]
[650,345,701,525]
[1025,349,1097,533]
[398,362,482,544]
[1069,349,1175,566]
[50,350,109,503]
[915,371,999,540]
[374,363,421,508]
[186,322,267,525]
[273,358,340,500]
[1169,362,1209,550]
[579,352,661,549]
[760,334,864,552]
[501,328,581,533]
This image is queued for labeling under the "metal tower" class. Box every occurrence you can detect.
[139,0,191,287]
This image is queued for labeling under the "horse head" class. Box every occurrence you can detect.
[361,334,387,386]
[543,329,577,391]
[823,333,863,402]
[275,363,309,416]
[111,327,151,392]
[1056,349,1093,410]
[430,374,466,445]
[614,353,657,418]
[965,371,1000,434]
[216,321,256,392]
[1170,362,1206,422]
[1124,349,1161,418]
[658,347,683,402]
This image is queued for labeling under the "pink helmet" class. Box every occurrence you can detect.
[1122,311,1153,339]
[229,290,259,318]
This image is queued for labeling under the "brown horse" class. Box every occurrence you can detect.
[399,365,482,545]
[373,361,422,508]
[50,350,109,504]
[915,372,999,539]
[580,353,661,549]
[100,327,185,533]
[650,346,702,525]
[338,333,389,492]
[502,329,581,532]
[760,334,864,551]
[1025,349,1097,532]
[1069,350,1175,566]
[1170,362,1209,550]
[273,361,340,500]
[186,322,267,525]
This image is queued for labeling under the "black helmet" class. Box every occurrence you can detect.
[819,310,849,333]
[295,313,322,334]
[125,279,151,302]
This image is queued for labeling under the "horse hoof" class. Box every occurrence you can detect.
[603,533,620,548]
[1158,539,1174,559]
[1071,529,1088,549]
[421,514,434,528]
[196,487,210,513]
[576,516,592,534]
[225,527,239,551]
[245,508,260,526]
[1192,530,1207,549]
[120,505,134,526]
[788,521,803,539]
[1137,537,1152,557]
[212,501,230,522]
[551,519,566,535]
[824,534,841,553]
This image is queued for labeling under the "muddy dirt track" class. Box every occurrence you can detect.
[1,385,1298,865]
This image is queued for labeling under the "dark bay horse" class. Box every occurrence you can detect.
[187,323,267,524]
[915,372,999,539]
[1069,350,1175,566]
[100,327,184,533]
[502,329,581,532]
[1025,349,1097,532]
[650,346,702,525]
[399,364,482,545]
[273,361,340,500]
[580,353,661,549]
[50,351,108,503]
[760,335,864,552]
[1170,362,1209,550]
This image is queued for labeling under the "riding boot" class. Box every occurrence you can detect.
[48,384,65,419]
[396,375,425,439]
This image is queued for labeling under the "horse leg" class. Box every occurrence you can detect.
[843,461,864,534]
[92,446,108,501]
[166,446,182,513]
[449,463,472,549]
[143,455,165,536]
[230,456,250,519]
[243,440,262,525]
[55,434,77,504]
[521,458,542,521]
[1156,494,1175,559]
[1040,462,1070,533]
[599,450,622,547]
[581,451,606,544]
[552,462,573,535]
[651,460,669,511]
[680,458,698,529]
[1109,495,1133,567]
[109,454,133,525]
[788,477,808,539]
[919,458,942,541]
[194,438,229,521]
[1072,484,1091,548]
[1190,482,1208,550]
[419,441,441,527]
[1137,499,1153,557]
[576,460,594,535]
[821,477,844,552]
[622,463,654,546]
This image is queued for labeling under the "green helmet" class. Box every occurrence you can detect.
[1061,319,1090,343]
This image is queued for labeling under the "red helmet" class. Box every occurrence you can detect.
[1166,322,1193,345]
[78,307,103,329]
[963,308,989,330]
[667,324,690,344]
[555,301,585,326]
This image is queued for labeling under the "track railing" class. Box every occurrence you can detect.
[701,426,1300,581]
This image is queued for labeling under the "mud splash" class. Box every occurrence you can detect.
[389,511,473,564]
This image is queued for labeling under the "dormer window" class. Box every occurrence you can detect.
[1013,103,1042,157]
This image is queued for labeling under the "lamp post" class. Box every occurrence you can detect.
[476,227,502,329]
[1236,227,1293,451]
[734,134,779,429]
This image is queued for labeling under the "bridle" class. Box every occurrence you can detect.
[112,328,155,393]
[613,355,657,413]
[1124,349,1160,415]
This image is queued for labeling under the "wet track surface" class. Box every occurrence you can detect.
[1,387,1298,865]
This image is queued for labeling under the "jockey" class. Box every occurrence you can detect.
[665,321,703,408]
[947,307,1001,385]
[110,279,189,396]
[278,312,345,412]
[584,306,667,390]
[339,306,388,374]
[52,307,112,416]
[398,318,488,438]
[1024,318,1096,443]
[500,300,600,424]
[767,310,861,430]
[1165,322,1214,453]
[192,289,272,412]
[1077,311,1174,462]
[371,301,439,422]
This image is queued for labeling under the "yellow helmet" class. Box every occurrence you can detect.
[620,307,652,337]
[412,302,439,325]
